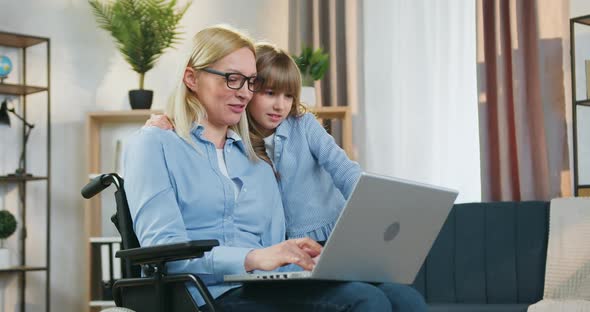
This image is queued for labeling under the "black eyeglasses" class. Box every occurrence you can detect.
[202,68,264,92]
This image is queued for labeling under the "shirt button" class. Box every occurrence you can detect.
[243,188,247,193]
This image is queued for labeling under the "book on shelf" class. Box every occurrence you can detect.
[114,139,124,176]
[112,242,122,280]
[100,244,112,299]
[92,239,124,300]
[88,139,126,180]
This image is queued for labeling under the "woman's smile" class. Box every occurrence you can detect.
[229,103,246,113]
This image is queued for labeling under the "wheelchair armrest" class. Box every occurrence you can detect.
[116,239,219,266]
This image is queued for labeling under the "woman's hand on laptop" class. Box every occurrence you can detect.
[244,238,322,272]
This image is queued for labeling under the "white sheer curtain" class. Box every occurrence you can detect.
[362,0,481,203]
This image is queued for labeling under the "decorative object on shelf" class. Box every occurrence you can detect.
[0,99,9,125]
[0,55,12,83]
[0,210,17,269]
[293,45,329,107]
[0,99,35,177]
[89,0,191,109]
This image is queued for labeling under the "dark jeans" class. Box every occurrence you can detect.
[204,281,427,312]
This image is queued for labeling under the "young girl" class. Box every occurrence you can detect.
[247,43,361,242]
[147,42,361,242]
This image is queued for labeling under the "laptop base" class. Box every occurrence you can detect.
[224,271,313,282]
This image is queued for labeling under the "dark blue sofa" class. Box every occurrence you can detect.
[412,201,549,312]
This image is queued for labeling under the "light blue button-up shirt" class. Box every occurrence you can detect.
[271,113,362,241]
[123,125,285,306]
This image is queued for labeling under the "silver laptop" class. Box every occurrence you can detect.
[224,172,458,284]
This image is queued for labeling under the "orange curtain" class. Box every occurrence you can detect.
[477,0,571,201]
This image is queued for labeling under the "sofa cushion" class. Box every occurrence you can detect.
[413,201,549,305]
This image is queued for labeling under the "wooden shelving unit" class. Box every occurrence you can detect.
[0,30,51,312]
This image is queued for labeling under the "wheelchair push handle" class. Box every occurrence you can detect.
[81,173,121,199]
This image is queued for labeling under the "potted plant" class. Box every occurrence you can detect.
[0,210,17,268]
[89,0,191,109]
[293,45,329,107]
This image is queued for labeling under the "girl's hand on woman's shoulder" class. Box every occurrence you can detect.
[145,114,175,130]
[244,237,323,272]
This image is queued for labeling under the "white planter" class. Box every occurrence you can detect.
[300,86,316,107]
[0,249,11,269]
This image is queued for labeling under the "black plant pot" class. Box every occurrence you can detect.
[129,89,153,110]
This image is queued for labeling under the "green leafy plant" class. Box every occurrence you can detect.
[0,210,17,248]
[293,46,330,87]
[89,0,191,89]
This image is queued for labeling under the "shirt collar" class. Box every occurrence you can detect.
[226,128,246,153]
[226,129,242,142]
[190,123,242,140]
[190,123,205,137]
[189,123,246,152]
[275,116,291,139]
[263,133,275,145]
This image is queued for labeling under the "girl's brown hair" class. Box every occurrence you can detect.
[248,42,307,176]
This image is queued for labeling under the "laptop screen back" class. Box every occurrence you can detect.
[311,172,458,284]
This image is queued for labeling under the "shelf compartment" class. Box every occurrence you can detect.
[572,15,590,26]
[0,83,48,95]
[0,31,48,48]
[575,100,590,107]
[579,187,590,197]
[88,109,164,123]
[89,300,116,307]
[0,266,47,273]
[0,175,48,183]
[90,237,121,243]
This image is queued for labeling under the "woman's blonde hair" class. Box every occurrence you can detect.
[166,25,257,159]
[248,42,307,175]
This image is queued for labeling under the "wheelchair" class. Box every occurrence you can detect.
[82,173,220,312]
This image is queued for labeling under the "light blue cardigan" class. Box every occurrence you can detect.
[269,112,362,241]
